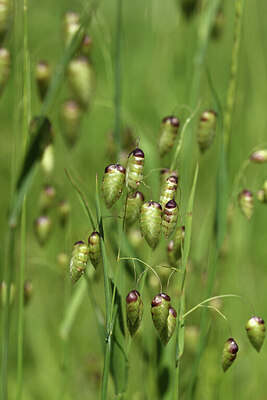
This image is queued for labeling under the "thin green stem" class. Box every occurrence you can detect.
[199,305,232,337]
[114,0,123,157]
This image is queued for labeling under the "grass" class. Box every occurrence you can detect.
[0,0,267,399]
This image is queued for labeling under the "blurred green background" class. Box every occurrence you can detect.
[0,0,266,399]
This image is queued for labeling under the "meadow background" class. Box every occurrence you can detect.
[0,0,266,399]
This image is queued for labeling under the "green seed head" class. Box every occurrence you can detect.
[0,0,11,44]
[34,215,52,246]
[126,148,145,196]
[125,191,145,228]
[167,226,185,266]
[69,240,89,284]
[159,306,177,346]
[60,100,82,147]
[67,56,95,109]
[88,232,101,269]
[250,150,267,163]
[162,199,179,239]
[238,189,254,221]
[158,116,180,157]
[257,181,267,203]
[101,164,126,209]
[24,280,33,306]
[41,144,54,177]
[58,199,71,227]
[245,316,265,352]
[39,185,56,213]
[0,47,10,97]
[62,11,84,49]
[35,60,52,102]
[126,290,143,336]
[81,34,93,57]
[221,338,238,373]
[56,251,69,271]
[140,201,162,249]
[197,110,217,152]
[151,293,171,334]
[160,175,178,207]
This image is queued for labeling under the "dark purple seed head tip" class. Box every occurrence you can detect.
[149,201,162,210]
[208,109,217,117]
[151,294,163,307]
[165,199,177,209]
[38,60,49,67]
[126,290,140,303]
[228,338,238,354]
[105,164,116,173]
[254,316,264,325]
[160,168,170,175]
[74,240,84,246]
[89,231,99,239]
[160,293,171,302]
[169,307,177,318]
[167,240,174,252]
[133,191,145,201]
[167,175,178,184]
[131,148,144,158]
[162,116,180,127]
[182,226,185,232]
[241,189,253,197]
[116,164,126,173]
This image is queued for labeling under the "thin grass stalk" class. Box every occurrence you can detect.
[114,0,122,157]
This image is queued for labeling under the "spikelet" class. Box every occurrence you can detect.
[41,144,54,177]
[245,316,265,353]
[250,150,267,163]
[0,0,11,44]
[88,232,101,269]
[167,226,185,266]
[160,168,178,187]
[34,216,52,246]
[151,293,171,334]
[221,338,238,372]
[62,11,84,49]
[58,199,71,227]
[125,191,144,228]
[81,34,92,57]
[257,181,267,204]
[159,307,177,346]
[56,251,69,271]
[35,61,52,101]
[126,148,145,196]
[101,164,126,209]
[67,56,94,109]
[238,189,253,221]
[39,185,56,213]
[158,116,180,157]
[162,199,179,239]
[197,110,217,152]
[160,175,178,207]
[0,47,10,97]
[139,201,162,249]
[126,290,143,337]
[69,240,89,284]
[60,100,82,147]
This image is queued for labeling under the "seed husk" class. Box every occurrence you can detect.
[162,199,179,239]
[151,293,171,334]
[158,116,180,157]
[250,150,267,163]
[125,191,145,228]
[88,232,101,269]
[197,110,217,152]
[34,215,52,246]
[221,338,238,372]
[167,226,185,266]
[126,290,143,337]
[238,189,253,221]
[245,316,265,353]
[159,306,177,346]
[126,148,145,196]
[101,164,126,209]
[160,175,178,207]
[69,240,89,284]
[139,201,162,249]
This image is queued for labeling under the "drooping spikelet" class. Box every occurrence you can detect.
[126,148,145,196]
[34,216,52,246]
[126,290,143,337]
[101,164,126,209]
[125,191,144,228]
[167,226,185,266]
[257,181,267,204]
[221,338,239,372]
[60,100,82,147]
[88,232,101,269]
[159,307,177,346]
[69,240,89,284]
[197,110,217,152]
[238,189,253,221]
[57,199,71,227]
[151,293,171,334]
[67,56,94,109]
[139,201,162,249]
[0,0,11,44]
[250,150,267,163]
[158,116,180,157]
[39,185,56,213]
[162,199,179,239]
[245,316,265,353]
[62,11,84,49]
[160,175,178,207]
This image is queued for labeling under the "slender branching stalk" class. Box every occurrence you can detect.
[114,0,123,157]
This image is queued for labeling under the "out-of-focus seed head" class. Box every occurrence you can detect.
[35,60,52,102]
[246,316,265,352]
[151,293,171,334]
[126,148,145,196]
[34,215,52,246]
[159,306,177,346]
[125,191,145,228]
[24,280,33,306]
[221,338,238,372]
[67,56,95,110]
[101,164,126,209]
[41,144,54,177]
[257,181,267,204]
[60,100,82,147]
[69,240,89,284]
[62,11,84,49]
[238,189,254,221]
[250,150,267,163]
[58,199,71,227]
[160,175,178,207]
[158,115,180,157]
[88,231,101,269]
[56,251,69,271]
[81,34,93,56]
[126,290,143,336]
[140,201,162,249]
[162,199,179,239]
[0,47,10,97]
[167,226,185,266]
[0,281,15,307]
[197,110,217,152]
[0,0,11,44]
[39,185,56,213]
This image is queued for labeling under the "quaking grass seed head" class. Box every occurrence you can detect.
[250,150,267,163]
[34,216,52,246]
[60,100,82,147]
[162,199,179,239]
[69,240,89,284]
[0,0,11,44]
[238,189,254,221]
[151,293,171,334]
[221,338,238,372]
[88,231,101,269]
[167,225,185,266]
[158,115,180,157]
[39,185,56,213]
[139,201,162,249]
[126,148,145,196]
[58,199,71,227]
[245,316,265,352]
[35,60,52,102]
[126,290,143,337]
[160,175,178,207]
[159,306,177,346]
[125,191,145,228]
[101,164,126,209]
[197,110,217,153]
[62,11,84,49]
